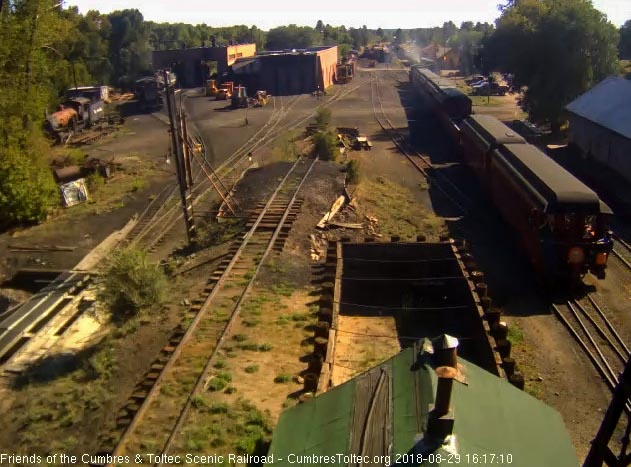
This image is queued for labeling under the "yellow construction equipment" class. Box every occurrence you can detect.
[253,90,268,107]
[205,79,218,97]
[216,81,234,100]
[231,85,248,108]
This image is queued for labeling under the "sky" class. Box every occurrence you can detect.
[67,0,629,29]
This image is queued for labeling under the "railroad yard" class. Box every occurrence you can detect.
[1,58,631,465]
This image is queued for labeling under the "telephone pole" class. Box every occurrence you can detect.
[163,71,196,243]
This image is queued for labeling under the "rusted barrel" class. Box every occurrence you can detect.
[496,339,511,359]
[315,321,330,338]
[509,372,525,390]
[318,307,333,322]
[304,373,319,392]
[307,354,323,373]
[314,337,328,357]
[471,270,485,285]
[502,357,516,377]
[484,307,502,326]
[493,321,509,340]
[475,281,488,297]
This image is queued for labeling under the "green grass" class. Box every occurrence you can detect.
[289,312,309,322]
[182,399,272,456]
[469,95,503,106]
[270,282,294,297]
[507,325,524,345]
[208,371,232,392]
[273,373,292,384]
[358,177,446,240]
[244,365,259,374]
[232,334,248,342]
[213,359,228,369]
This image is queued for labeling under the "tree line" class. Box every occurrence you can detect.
[0,0,629,230]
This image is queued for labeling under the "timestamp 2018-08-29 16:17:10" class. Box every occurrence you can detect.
[388,452,514,465]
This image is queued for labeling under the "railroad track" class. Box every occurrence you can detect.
[552,295,630,393]
[128,94,302,251]
[369,71,470,215]
[102,155,317,463]
[612,233,631,272]
[131,86,359,251]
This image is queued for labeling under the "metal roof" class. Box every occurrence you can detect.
[496,144,604,213]
[566,76,631,140]
[269,340,578,466]
[463,115,527,146]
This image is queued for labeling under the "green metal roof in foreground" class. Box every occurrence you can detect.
[268,340,578,466]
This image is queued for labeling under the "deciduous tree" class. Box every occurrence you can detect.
[487,0,619,131]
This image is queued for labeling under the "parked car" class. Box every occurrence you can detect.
[471,82,509,96]
[465,75,485,85]
[469,79,487,87]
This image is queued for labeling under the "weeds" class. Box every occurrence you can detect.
[273,373,292,384]
[208,371,232,392]
[244,365,259,374]
[507,325,524,345]
[98,248,167,320]
[271,283,294,297]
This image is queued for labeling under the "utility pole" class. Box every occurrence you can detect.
[584,356,631,466]
[164,71,196,243]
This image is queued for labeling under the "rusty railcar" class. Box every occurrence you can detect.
[461,115,613,281]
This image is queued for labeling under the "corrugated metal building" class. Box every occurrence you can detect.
[230,45,338,95]
[151,44,256,88]
[566,77,631,184]
[269,337,579,466]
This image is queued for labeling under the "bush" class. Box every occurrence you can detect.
[273,373,292,384]
[244,365,259,374]
[315,107,332,129]
[86,172,105,193]
[98,248,167,319]
[313,129,338,161]
[346,160,361,185]
[0,139,58,229]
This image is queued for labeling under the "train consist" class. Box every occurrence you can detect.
[409,65,614,282]
[409,65,471,141]
[45,97,105,143]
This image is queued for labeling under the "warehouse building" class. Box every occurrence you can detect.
[151,43,256,88]
[230,45,338,95]
[566,77,631,184]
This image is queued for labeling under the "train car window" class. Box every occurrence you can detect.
[583,215,597,239]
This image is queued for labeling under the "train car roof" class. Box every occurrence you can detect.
[64,96,91,105]
[463,115,527,146]
[496,143,606,213]
[441,87,470,100]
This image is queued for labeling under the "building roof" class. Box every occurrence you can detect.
[420,43,453,60]
[566,76,631,140]
[268,339,578,466]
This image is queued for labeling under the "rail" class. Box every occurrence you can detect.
[369,71,470,215]
[552,295,630,400]
[106,155,317,463]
